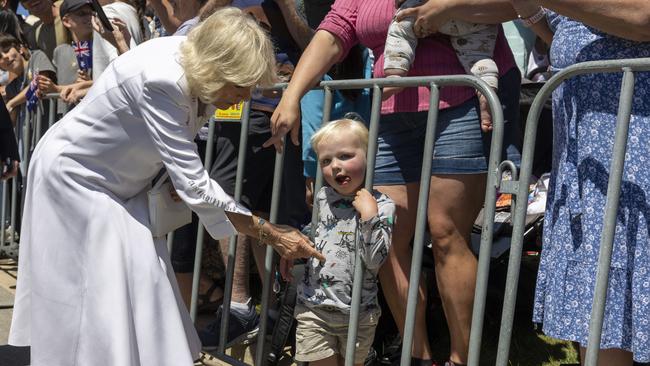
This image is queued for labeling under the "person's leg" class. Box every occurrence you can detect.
[376,182,433,360]
[426,173,486,365]
[383,0,423,99]
[579,347,633,366]
[219,234,251,304]
[441,22,499,132]
[310,355,339,366]
[441,22,499,89]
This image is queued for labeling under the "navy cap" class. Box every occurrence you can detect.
[59,0,92,18]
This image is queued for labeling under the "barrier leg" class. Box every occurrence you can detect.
[400,85,439,365]
[190,119,218,322]
[584,69,635,366]
[254,137,286,366]
[219,102,251,355]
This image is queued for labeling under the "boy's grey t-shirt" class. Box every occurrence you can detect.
[297,186,395,313]
[53,44,79,113]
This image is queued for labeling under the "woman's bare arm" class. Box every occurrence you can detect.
[396,0,519,37]
[264,30,343,150]
[227,212,326,260]
[399,0,650,42]
[537,0,650,41]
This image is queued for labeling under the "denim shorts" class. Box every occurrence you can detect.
[374,68,522,185]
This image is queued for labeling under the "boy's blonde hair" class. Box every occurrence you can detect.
[311,119,369,154]
[179,7,277,104]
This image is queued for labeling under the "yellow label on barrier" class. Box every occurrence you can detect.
[214,102,244,121]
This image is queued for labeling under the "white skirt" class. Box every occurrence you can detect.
[9,150,201,366]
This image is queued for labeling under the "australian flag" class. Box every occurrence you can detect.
[25,70,39,112]
[73,40,92,73]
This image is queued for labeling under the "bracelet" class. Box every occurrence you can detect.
[257,217,269,245]
[518,7,546,27]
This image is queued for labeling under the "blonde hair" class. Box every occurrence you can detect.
[180,7,276,104]
[311,119,369,155]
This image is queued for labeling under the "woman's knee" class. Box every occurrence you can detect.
[427,215,466,258]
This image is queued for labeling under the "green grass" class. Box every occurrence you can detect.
[423,258,580,366]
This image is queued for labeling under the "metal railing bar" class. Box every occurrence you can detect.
[48,99,56,129]
[9,172,17,248]
[190,117,218,321]
[584,68,635,366]
[166,231,174,253]
[219,101,252,354]
[344,84,383,366]
[310,86,333,239]
[34,103,43,145]
[465,77,506,366]
[255,136,287,366]
[400,84,440,366]
[1,181,7,247]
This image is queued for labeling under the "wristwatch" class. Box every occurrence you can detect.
[519,7,546,27]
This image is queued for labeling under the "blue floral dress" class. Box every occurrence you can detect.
[532,13,650,362]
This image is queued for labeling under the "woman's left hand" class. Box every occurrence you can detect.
[395,0,452,37]
[267,224,326,261]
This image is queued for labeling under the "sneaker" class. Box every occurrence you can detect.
[199,303,260,351]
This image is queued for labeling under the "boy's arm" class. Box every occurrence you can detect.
[357,194,395,270]
[6,87,28,114]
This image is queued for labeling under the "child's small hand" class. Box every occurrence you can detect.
[353,188,378,221]
[280,257,295,282]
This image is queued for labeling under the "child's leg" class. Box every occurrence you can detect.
[339,309,381,366]
[440,21,499,131]
[384,0,423,76]
[293,305,340,364]
[310,355,340,366]
[383,0,423,99]
[441,21,499,88]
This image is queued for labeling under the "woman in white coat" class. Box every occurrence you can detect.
[8,8,323,366]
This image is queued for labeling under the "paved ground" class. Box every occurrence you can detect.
[0,259,29,366]
[0,258,285,366]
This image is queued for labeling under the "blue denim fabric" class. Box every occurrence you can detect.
[373,67,522,185]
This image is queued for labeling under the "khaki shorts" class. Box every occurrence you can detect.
[294,304,381,364]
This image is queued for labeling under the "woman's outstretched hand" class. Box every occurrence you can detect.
[267,224,325,261]
[395,0,451,37]
[264,96,301,153]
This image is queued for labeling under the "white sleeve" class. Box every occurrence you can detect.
[140,79,249,239]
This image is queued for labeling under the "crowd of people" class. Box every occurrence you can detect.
[0,0,649,365]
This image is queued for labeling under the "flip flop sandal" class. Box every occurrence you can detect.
[197,278,224,314]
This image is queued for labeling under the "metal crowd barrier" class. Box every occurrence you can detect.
[469,57,650,366]
[181,74,505,366]
[1,95,57,259]
[6,58,648,366]
[3,76,502,366]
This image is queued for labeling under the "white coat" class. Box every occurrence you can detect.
[9,36,240,365]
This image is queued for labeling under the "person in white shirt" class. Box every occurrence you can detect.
[8,8,323,366]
